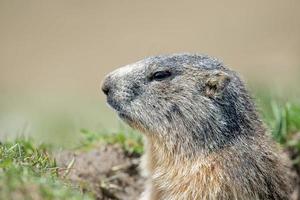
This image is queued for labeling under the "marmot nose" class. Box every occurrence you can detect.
[102,75,115,96]
[101,76,112,96]
[102,83,110,96]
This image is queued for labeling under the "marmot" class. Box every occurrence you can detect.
[102,53,292,200]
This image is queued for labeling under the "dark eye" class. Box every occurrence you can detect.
[151,71,172,81]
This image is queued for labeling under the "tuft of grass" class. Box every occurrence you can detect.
[270,102,300,142]
[0,139,93,200]
[260,100,300,167]
[80,127,144,155]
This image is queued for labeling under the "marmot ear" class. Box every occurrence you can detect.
[204,71,231,97]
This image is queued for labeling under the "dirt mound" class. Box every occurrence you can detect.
[56,145,144,200]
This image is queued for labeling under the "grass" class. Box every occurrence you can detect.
[0,139,93,200]
[0,95,300,199]
[260,100,300,167]
[79,126,144,155]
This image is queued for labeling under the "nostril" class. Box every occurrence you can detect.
[102,84,110,96]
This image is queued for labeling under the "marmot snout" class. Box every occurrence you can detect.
[102,53,293,200]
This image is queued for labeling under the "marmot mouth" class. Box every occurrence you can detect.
[118,112,132,122]
[118,112,146,132]
[107,97,123,112]
[118,112,139,128]
[106,97,135,125]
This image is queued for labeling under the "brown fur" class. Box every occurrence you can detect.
[140,132,292,200]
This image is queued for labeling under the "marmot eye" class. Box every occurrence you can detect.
[151,71,172,81]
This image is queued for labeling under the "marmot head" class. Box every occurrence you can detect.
[102,53,261,154]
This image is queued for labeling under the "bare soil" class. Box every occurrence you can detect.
[56,144,144,200]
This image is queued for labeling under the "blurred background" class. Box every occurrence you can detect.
[0,0,300,145]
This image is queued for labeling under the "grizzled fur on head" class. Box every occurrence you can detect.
[102,53,262,155]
